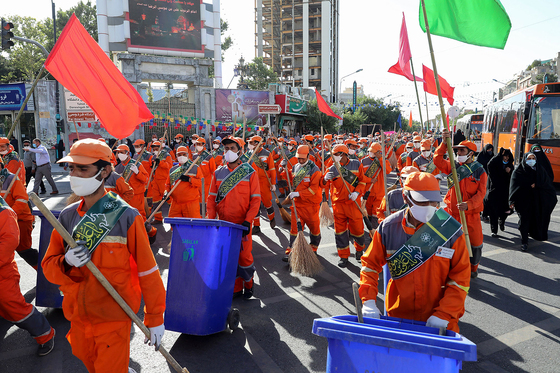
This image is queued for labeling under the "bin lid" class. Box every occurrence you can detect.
[164,218,248,231]
[32,209,61,218]
[312,315,477,362]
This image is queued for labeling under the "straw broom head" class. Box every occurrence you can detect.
[290,230,323,277]
[319,194,334,227]
[278,203,292,223]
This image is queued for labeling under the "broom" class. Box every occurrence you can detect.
[278,144,322,276]
[256,144,291,223]
[319,127,334,226]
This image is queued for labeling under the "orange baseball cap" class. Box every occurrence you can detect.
[304,134,314,142]
[401,166,419,176]
[368,142,382,153]
[288,140,297,146]
[324,134,333,141]
[196,137,206,144]
[0,137,9,145]
[296,145,309,158]
[420,139,432,150]
[453,140,477,152]
[151,141,162,147]
[133,139,145,146]
[175,134,184,139]
[277,137,285,142]
[222,136,242,148]
[359,138,368,143]
[192,134,199,138]
[406,142,414,148]
[250,135,263,143]
[413,136,422,142]
[58,138,112,165]
[176,146,189,154]
[403,172,442,202]
[332,144,349,154]
[345,139,358,147]
[235,137,246,147]
[116,144,130,152]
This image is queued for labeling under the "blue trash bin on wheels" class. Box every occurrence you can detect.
[163,218,247,336]
[32,209,63,308]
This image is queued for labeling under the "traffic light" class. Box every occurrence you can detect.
[1,19,14,51]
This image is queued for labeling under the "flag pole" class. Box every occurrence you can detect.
[424,90,431,130]
[420,0,472,257]
[409,59,425,137]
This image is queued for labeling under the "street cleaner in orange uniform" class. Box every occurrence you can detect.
[434,129,487,278]
[0,196,55,356]
[322,144,367,268]
[246,135,276,233]
[376,166,419,223]
[42,139,166,373]
[359,172,471,333]
[0,137,26,182]
[0,163,39,269]
[361,142,392,229]
[207,136,261,299]
[147,141,173,223]
[165,146,203,218]
[282,145,322,262]
[192,137,216,207]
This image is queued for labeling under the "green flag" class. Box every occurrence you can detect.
[419,0,512,49]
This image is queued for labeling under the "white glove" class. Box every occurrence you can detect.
[144,324,165,351]
[289,191,300,199]
[270,184,276,192]
[64,242,91,267]
[420,165,427,171]
[130,164,139,174]
[324,172,335,181]
[260,156,268,163]
[426,315,449,329]
[362,299,381,319]
[349,192,359,201]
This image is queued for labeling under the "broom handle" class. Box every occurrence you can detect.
[277,142,302,224]
[28,193,190,373]
[1,167,22,199]
[352,282,364,323]
[381,131,390,216]
[125,148,147,183]
[201,178,206,218]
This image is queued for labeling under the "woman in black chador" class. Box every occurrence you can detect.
[485,147,513,237]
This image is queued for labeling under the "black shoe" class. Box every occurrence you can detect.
[243,287,254,299]
[471,270,478,279]
[491,233,498,238]
[233,291,243,299]
[521,244,528,252]
[37,330,55,356]
[269,219,276,229]
[499,220,505,231]
[39,190,47,195]
[252,226,261,235]
[282,254,289,262]
[355,251,363,261]
[338,258,349,268]
[50,191,59,195]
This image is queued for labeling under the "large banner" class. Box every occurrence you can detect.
[215,89,269,127]
[128,0,203,53]
[0,83,28,111]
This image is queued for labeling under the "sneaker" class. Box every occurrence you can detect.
[50,191,59,195]
[355,251,363,261]
[338,258,349,268]
[269,219,276,229]
[129,368,138,373]
[37,329,55,356]
[499,220,505,231]
[243,287,254,299]
[39,190,47,195]
[252,226,261,235]
[491,233,498,238]
[521,244,528,252]
[282,254,289,262]
[471,270,478,279]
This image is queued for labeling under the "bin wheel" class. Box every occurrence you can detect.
[227,308,240,331]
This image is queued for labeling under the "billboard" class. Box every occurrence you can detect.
[128,0,203,53]
[0,83,27,111]
[215,89,270,126]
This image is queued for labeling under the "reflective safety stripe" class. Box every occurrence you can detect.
[102,235,127,244]
[138,265,159,277]
[250,194,261,198]
[447,280,469,293]
[14,308,34,324]
[16,199,27,203]
[209,192,217,196]
[361,266,378,274]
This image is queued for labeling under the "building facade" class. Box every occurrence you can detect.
[255,0,339,102]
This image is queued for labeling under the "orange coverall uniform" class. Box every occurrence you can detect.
[359,209,471,333]
[322,159,367,259]
[434,143,487,273]
[148,152,173,222]
[405,149,420,167]
[0,200,55,345]
[42,193,166,373]
[193,151,216,204]
[285,162,322,255]
[104,171,134,205]
[251,148,276,228]
[207,163,261,292]
[166,164,203,218]
[2,172,37,268]
[376,187,407,223]
[114,158,149,218]
[2,149,26,183]
[361,156,392,222]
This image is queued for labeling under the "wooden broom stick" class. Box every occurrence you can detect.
[1,167,22,199]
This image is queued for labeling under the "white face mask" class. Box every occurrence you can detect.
[175,139,181,143]
[299,159,309,167]
[336,140,343,144]
[213,144,219,149]
[526,159,536,167]
[178,156,189,164]
[288,145,294,151]
[413,142,421,149]
[117,153,128,162]
[70,170,103,197]
[248,144,255,151]
[0,149,8,155]
[422,151,431,158]
[224,150,239,163]
[134,147,142,153]
[368,151,375,158]
[333,155,342,163]
[406,147,413,153]
[153,150,160,156]
[408,197,438,223]
[349,149,356,155]
[456,154,469,163]
[196,145,204,152]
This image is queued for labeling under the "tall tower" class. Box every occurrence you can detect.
[255,0,339,102]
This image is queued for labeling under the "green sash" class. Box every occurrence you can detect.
[364,157,381,179]
[239,152,250,163]
[212,148,224,157]
[215,163,255,204]
[0,168,9,186]
[356,149,367,159]
[0,195,9,208]
[425,159,437,174]
[447,161,483,188]
[3,151,19,164]
[387,208,462,280]
[121,160,135,181]
[339,164,359,188]
[292,162,314,190]
[152,149,169,171]
[194,150,211,164]
[72,192,128,254]
[251,152,269,171]
[169,160,193,185]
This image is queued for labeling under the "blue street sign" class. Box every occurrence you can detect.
[0,83,27,111]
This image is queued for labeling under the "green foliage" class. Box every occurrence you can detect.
[305,99,339,134]
[42,0,97,51]
[531,73,558,85]
[526,59,542,71]
[147,83,154,103]
[244,57,278,90]
[220,19,233,58]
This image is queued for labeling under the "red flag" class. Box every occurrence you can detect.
[409,111,413,127]
[44,14,153,139]
[422,65,455,105]
[315,88,342,120]
[388,13,425,83]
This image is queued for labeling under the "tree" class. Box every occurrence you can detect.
[244,57,278,90]
[531,73,558,85]
[526,59,542,71]
[304,99,340,134]
[221,19,233,59]
[42,1,97,51]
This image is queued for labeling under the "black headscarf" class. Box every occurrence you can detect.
[476,144,494,172]
[530,144,554,181]
[484,147,513,215]
[453,130,466,145]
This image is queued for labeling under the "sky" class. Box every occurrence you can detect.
[4,0,560,120]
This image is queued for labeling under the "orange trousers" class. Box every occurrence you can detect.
[149,179,166,222]
[130,193,146,219]
[67,320,131,373]
[169,200,201,219]
[333,202,365,258]
[365,194,383,217]
[253,179,275,227]
[234,231,255,292]
[16,219,33,253]
[449,209,483,272]
[286,203,321,254]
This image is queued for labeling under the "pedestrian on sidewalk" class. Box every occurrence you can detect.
[22,139,46,193]
[484,147,513,237]
[23,139,59,195]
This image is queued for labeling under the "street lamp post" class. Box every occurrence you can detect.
[338,68,363,104]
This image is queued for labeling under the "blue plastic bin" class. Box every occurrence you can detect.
[163,218,246,335]
[313,315,477,373]
[32,210,63,308]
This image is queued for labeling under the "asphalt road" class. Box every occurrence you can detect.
[2,168,560,373]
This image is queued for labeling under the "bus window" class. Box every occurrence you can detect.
[529,96,560,139]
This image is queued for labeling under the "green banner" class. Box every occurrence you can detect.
[339,164,359,188]
[169,160,193,185]
[216,163,255,204]
[447,161,483,188]
[292,161,314,190]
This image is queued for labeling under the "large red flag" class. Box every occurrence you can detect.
[422,65,455,105]
[315,88,342,120]
[45,14,153,139]
[388,13,424,83]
